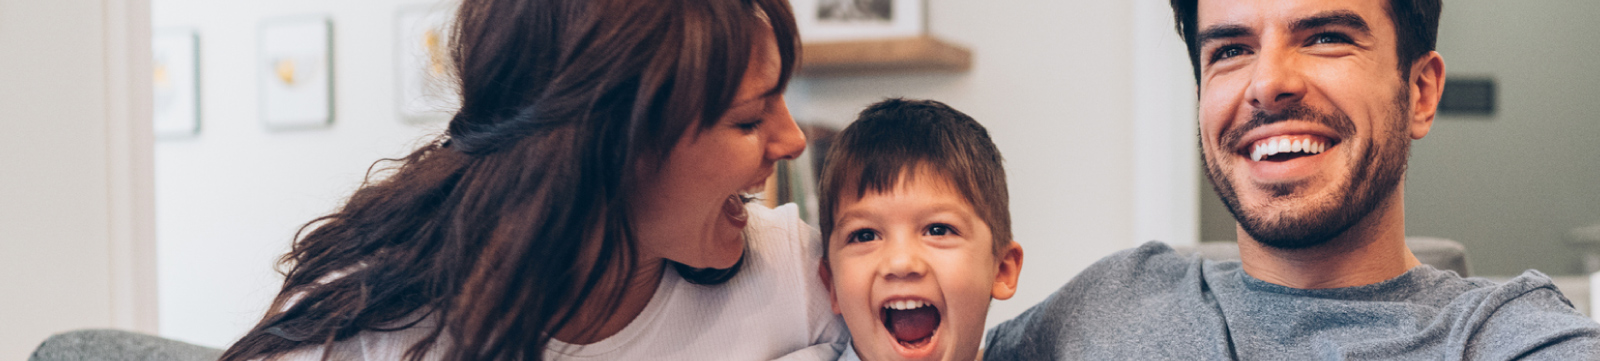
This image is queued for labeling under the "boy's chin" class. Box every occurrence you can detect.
[858,327,947,361]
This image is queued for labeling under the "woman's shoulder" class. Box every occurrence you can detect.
[258,315,446,361]
[743,202,823,264]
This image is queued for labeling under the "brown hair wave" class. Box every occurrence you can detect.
[219,0,798,360]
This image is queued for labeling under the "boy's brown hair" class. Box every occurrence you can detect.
[818,98,1011,257]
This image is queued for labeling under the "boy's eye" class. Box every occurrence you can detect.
[925,224,955,237]
[846,229,879,243]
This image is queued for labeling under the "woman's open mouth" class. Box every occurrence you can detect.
[882,298,941,356]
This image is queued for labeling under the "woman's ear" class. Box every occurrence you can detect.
[991,241,1024,300]
[819,259,842,315]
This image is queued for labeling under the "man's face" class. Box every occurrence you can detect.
[1196,0,1416,248]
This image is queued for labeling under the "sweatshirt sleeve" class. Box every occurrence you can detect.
[1465,272,1600,360]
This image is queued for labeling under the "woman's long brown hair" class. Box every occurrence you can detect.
[219,0,798,360]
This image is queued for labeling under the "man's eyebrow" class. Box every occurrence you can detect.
[1197,24,1252,47]
[1291,10,1371,35]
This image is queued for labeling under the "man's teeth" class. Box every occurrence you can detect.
[885,300,929,310]
[1250,138,1328,161]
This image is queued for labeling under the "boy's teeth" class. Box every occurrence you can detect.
[1249,136,1328,162]
[885,300,928,310]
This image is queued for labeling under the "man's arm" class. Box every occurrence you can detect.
[1468,277,1600,360]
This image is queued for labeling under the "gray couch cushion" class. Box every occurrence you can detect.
[30,329,223,361]
[1173,237,1471,277]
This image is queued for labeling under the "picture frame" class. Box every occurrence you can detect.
[395,5,459,124]
[259,16,333,130]
[791,0,925,43]
[152,28,200,138]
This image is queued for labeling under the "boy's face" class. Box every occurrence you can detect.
[822,170,1023,361]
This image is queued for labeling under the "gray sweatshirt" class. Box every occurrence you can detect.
[984,241,1600,360]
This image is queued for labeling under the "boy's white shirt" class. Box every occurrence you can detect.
[837,339,863,361]
[270,203,847,361]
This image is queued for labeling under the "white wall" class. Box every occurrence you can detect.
[0,0,156,358]
[152,0,448,348]
[153,0,1201,348]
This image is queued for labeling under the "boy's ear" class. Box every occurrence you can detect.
[819,259,842,315]
[991,241,1024,300]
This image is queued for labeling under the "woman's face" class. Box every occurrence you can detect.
[630,31,806,269]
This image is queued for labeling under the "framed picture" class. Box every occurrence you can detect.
[259,16,333,129]
[792,0,925,43]
[152,29,200,138]
[396,5,459,124]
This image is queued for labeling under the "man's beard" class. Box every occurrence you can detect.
[1203,88,1412,250]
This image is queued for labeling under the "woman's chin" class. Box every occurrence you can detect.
[697,236,746,269]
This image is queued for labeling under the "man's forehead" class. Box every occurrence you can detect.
[1196,0,1390,29]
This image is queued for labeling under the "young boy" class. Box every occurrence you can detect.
[817,98,1024,361]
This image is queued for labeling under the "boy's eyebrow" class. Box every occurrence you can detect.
[833,208,876,226]
[833,201,975,227]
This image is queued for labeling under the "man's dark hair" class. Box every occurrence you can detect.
[818,98,1012,257]
[1171,0,1441,83]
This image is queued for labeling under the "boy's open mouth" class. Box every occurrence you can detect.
[882,299,941,348]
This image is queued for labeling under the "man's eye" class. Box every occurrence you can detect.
[925,224,955,236]
[1210,46,1248,63]
[847,230,879,243]
[1309,33,1352,45]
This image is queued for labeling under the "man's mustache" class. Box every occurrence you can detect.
[1220,103,1358,151]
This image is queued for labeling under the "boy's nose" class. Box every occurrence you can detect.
[881,237,928,282]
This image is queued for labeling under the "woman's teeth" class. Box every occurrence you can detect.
[886,299,929,310]
[1250,137,1328,161]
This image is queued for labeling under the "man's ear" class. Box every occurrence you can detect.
[819,258,842,315]
[991,241,1024,300]
[1407,51,1447,140]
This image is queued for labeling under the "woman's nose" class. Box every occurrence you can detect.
[765,97,806,161]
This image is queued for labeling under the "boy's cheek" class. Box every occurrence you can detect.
[819,261,844,315]
[833,264,880,320]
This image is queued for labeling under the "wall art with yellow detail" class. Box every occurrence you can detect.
[153,28,200,138]
[397,6,459,123]
[259,16,332,129]
[791,0,925,42]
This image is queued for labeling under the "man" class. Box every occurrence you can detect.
[984,0,1600,359]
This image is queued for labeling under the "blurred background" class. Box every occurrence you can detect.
[2,0,1597,358]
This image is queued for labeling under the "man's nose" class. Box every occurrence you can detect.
[1246,47,1307,112]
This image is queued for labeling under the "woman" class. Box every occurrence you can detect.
[219,0,844,360]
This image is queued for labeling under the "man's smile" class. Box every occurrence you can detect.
[1246,134,1331,162]
[1227,122,1348,184]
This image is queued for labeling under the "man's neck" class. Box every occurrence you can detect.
[1236,191,1421,289]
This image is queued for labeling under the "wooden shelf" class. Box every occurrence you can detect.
[798,36,972,77]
